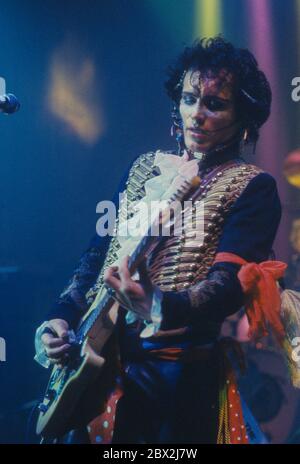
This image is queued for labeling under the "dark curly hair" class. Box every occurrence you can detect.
[165,36,272,144]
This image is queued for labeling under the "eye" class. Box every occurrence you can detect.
[203,96,226,111]
[181,94,197,105]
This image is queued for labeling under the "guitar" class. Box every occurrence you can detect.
[36,176,201,439]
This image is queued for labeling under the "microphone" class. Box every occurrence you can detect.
[0,93,20,114]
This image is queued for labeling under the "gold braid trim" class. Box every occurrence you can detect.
[85,151,158,304]
[148,163,263,291]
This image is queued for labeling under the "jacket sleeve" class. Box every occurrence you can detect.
[159,172,282,331]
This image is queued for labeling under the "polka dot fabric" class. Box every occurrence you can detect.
[88,383,123,444]
[217,369,249,444]
[227,372,249,443]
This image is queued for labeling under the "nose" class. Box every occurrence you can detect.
[190,101,206,125]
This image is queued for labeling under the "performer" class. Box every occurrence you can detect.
[35,37,285,444]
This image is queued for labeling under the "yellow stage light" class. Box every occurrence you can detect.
[194,0,222,38]
[47,37,104,145]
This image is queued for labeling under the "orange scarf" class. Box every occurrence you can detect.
[213,252,287,343]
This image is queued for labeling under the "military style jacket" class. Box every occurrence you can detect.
[47,148,281,345]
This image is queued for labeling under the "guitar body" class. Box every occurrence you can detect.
[36,302,119,438]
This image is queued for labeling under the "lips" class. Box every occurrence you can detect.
[188,128,208,139]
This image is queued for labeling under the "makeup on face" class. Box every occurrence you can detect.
[179,69,240,154]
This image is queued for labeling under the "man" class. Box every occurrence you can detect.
[35,37,282,443]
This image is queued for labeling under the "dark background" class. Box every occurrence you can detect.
[0,0,299,443]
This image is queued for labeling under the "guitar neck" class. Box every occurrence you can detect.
[75,230,160,342]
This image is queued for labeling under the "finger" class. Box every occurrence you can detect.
[119,256,136,296]
[137,259,152,289]
[48,320,69,339]
[41,333,66,348]
[103,266,121,292]
[105,265,118,273]
[46,344,71,359]
[119,256,131,284]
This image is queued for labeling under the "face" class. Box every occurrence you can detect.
[179,68,240,154]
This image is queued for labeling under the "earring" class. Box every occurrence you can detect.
[240,127,256,156]
[171,105,185,154]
